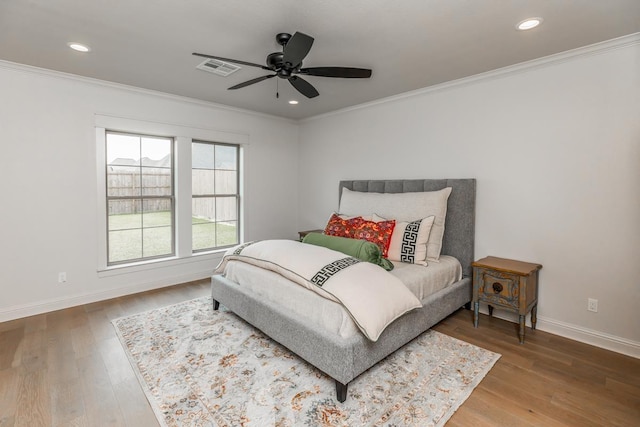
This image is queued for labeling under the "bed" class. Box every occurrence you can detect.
[211,178,476,402]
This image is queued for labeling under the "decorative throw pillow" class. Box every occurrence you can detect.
[324,213,365,239]
[324,213,396,257]
[331,213,374,221]
[374,214,435,265]
[339,187,452,262]
[351,218,396,258]
[302,232,394,271]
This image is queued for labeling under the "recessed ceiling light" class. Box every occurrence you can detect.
[68,42,91,52]
[288,100,299,105]
[516,17,543,31]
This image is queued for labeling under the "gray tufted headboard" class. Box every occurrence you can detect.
[339,179,476,278]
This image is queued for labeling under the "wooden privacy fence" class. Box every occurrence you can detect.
[107,171,237,220]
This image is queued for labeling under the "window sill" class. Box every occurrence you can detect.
[97,250,226,278]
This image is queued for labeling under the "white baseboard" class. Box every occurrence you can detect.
[477,306,640,359]
[536,315,640,359]
[0,270,212,323]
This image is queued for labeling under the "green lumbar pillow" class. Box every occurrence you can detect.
[302,232,394,271]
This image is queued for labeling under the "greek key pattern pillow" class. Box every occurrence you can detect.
[374,214,435,265]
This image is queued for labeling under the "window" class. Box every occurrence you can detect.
[192,141,240,251]
[96,115,247,271]
[106,132,174,265]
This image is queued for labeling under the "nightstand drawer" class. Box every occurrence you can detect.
[477,269,519,309]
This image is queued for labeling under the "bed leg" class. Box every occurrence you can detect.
[213,299,220,311]
[464,302,471,310]
[335,380,348,402]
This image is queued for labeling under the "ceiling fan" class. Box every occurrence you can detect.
[193,32,372,99]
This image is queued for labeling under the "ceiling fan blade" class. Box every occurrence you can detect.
[192,53,271,70]
[299,67,372,78]
[288,76,319,98]
[228,74,276,90]
[283,32,314,68]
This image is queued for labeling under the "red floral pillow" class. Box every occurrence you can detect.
[352,218,396,257]
[324,213,396,257]
[324,213,365,239]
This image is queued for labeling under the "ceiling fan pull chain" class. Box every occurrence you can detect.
[276,78,279,98]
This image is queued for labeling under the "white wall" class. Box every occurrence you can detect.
[0,63,299,320]
[298,37,640,355]
[1,36,638,357]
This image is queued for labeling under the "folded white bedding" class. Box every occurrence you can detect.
[223,261,361,338]
[214,240,422,341]
[219,253,462,339]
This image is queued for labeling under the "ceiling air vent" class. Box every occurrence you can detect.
[196,59,241,77]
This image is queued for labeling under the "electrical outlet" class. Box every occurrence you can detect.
[58,272,67,283]
[587,298,598,312]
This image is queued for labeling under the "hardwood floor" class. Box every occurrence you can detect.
[1,280,638,426]
[434,312,640,427]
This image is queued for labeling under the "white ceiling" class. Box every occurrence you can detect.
[1,1,639,120]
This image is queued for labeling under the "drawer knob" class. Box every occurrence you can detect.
[492,282,503,293]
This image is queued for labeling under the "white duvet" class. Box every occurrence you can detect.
[214,240,422,341]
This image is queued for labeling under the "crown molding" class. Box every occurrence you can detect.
[0,59,297,125]
[302,32,640,123]
[1,32,638,125]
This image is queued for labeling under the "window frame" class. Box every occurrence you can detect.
[191,140,241,253]
[95,114,248,274]
[105,130,176,266]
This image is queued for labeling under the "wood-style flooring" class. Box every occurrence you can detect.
[1,279,638,426]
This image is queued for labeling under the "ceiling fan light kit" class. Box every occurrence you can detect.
[193,31,372,99]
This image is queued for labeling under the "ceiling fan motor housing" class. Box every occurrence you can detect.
[276,33,292,46]
[267,52,284,70]
[267,52,299,78]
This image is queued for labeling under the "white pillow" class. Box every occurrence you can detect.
[374,214,435,265]
[324,212,374,222]
[340,187,452,262]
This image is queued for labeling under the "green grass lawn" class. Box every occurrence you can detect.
[108,211,237,263]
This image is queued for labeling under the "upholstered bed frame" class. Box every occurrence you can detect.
[211,179,476,402]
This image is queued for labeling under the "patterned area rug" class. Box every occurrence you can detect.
[113,297,500,426]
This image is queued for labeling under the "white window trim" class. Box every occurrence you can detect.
[95,114,248,274]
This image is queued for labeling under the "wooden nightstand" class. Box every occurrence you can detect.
[472,256,542,344]
[298,229,324,241]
